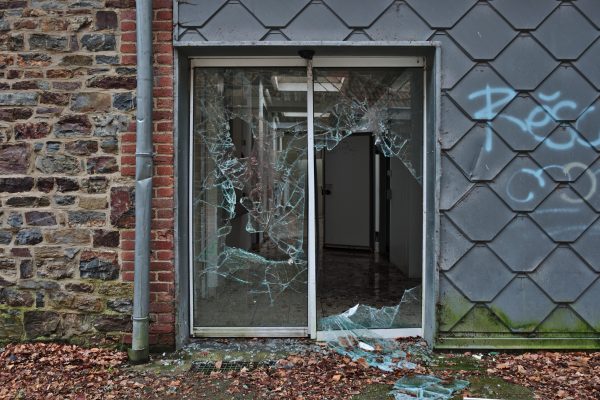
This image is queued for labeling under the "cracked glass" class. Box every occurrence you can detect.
[192,67,309,327]
[315,67,423,330]
[192,65,423,330]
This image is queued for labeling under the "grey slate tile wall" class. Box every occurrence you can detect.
[174,0,600,343]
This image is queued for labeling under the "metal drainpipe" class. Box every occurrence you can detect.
[128,0,153,364]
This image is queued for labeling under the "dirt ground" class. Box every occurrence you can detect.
[0,340,598,399]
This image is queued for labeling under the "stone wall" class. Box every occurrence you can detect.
[0,0,175,349]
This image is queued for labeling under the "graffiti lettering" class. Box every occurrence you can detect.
[468,86,600,207]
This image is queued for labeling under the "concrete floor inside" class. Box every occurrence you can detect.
[317,248,422,330]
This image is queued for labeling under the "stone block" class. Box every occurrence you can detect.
[107,299,132,314]
[79,196,107,210]
[93,230,119,247]
[97,281,132,297]
[18,279,60,291]
[35,154,81,175]
[115,67,135,75]
[23,310,60,339]
[19,259,33,279]
[36,177,55,193]
[0,230,11,245]
[46,142,61,153]
[100,137,118,153]
[96,11,118,30]
[65,140,98,156]
[40,91,70,106]
[0,92,38,106]
[15,228,43,245]
[112,92,134,111]
[0,309,23,341]
[7,212,23,228]
[56,177,79,192]
[25,211,56,226]
[0,34,24,51]
[36,292,44,308]
[49,291,104,313]
[45,229,91,245]
[81,176,107,193]
[12,80,50,90]
[11,248,30,257]
[93,315,131,332]
[92,114,129,136]
[0,288,34,307]
[0,107,33,122]
[55,195,76,206]
[14,122,50,140]
[87,156,118,174]
[81,34,116,51]
[29,33,68,51]
[52,82,81,91]
[0,143,30,174]
[87,75,136,90]
[110,186,134,228]
[71,93,111,112]
[60,55,93,66]
[17,53,51,67]
[95,55,118,64]
[80,250,119,280]
[68,211,105,227]
[36,260,75,280]
[65,282,94,293]
[53,114,92,137]
[0,177,34,192]
[46,69,73,79]
[0,258,16,274]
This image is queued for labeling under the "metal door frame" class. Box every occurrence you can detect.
[189,56,426,338]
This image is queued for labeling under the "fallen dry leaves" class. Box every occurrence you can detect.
[1,342,600,399]
[486,351,600,400]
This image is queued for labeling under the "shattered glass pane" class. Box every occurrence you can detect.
[321,289,468,399]
[314,68,423,183]
[192,66,423,330]
[319,287,423,371]
[391,375,469,400]
[192,67,309,327]
[315,67,424,331]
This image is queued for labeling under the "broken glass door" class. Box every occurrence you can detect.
[314,68,424,331]
[191,67,309,330]
[190,58,425,336]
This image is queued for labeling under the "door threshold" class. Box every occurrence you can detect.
[192,327,309,337]
[316,328,422,341]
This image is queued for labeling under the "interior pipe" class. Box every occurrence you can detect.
[128,0,153,364]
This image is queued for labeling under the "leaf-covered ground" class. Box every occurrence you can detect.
[0,341,598,399]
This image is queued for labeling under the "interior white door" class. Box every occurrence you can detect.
[323,135,371,249]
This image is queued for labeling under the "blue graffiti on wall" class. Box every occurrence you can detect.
[469,86,600,152]
[468,85,600,235]
[467,85,600,207]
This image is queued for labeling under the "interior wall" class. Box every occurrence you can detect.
[389,158,423,279]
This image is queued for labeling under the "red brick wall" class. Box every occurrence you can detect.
[120,0,175,349]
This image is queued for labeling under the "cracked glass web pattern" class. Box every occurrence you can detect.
[313,68,423,183]
[192,67,309,327]
[192,67,423,329]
